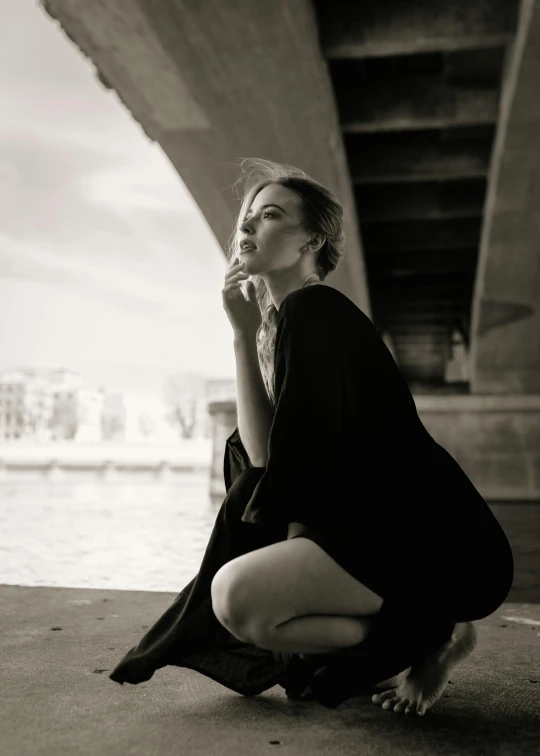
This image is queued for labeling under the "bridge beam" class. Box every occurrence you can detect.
[340,76,500,133]
[316,0,518,58]
[348,130,493,183]
[355,180,487,222]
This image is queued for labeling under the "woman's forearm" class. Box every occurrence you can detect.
[233,333,274,467]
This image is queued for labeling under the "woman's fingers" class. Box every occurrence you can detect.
[223,268,249,295]
[224,266,248,284]
[226,271,248,283]
[225,260,245,277]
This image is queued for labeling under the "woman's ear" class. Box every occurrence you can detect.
[309,233,326,254]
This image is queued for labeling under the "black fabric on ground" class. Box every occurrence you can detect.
[110,285,514,706]
[109,467,289,696]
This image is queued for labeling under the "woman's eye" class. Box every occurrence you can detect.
[239,211,275,228]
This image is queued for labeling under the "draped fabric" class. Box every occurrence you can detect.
[109,463,290,696]
[110,285,514,706]
[240,287,346,528]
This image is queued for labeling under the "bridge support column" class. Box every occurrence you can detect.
[415,394,540,501]
[470,0,540,394]
[208,400,237,506]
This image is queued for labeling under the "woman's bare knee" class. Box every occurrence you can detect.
[210,563,253,639]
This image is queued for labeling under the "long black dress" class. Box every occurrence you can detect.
[109,285,514,708]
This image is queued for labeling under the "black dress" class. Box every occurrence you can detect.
[109,285,514,708]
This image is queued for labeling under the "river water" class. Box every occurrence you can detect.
[0,477,538,602]
[0,473,219,593]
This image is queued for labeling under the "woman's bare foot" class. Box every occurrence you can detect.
[373,673,404,690]
[372,621,477,716]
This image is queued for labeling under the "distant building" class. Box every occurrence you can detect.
[101,392,127,441]
[47,369,103,442]
[0,369,54,441]
[0,368,238,444]
[0,368,107,442]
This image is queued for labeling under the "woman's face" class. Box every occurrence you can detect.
[237,183,311,276]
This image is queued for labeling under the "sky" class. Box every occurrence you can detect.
[0,1,237,406]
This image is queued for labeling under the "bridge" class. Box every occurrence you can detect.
[39,0,540,500]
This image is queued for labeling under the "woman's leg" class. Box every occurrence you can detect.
[210,535,384,653]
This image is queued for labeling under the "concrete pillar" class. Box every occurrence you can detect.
[470,0,540,393]
[208,400,237,505]
[415,393,540,501]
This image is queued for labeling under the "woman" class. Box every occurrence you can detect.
[110,158,514,716]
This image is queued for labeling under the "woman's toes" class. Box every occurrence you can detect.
[405,700,417,715]
[382,697,400,710]
[394,698,409,713]
[372,689,396,706]
[416,702,426,716]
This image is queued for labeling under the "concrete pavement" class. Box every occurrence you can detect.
[2,584,539,756]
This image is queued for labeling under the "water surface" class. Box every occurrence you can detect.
[0,481,538,602]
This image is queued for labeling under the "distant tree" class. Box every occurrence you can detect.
[163,373,205,440]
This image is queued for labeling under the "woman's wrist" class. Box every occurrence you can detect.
[234,329,258,344]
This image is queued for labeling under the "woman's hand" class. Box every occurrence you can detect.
[222,257,262,339]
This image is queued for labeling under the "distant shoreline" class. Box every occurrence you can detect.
[0,439,212,481]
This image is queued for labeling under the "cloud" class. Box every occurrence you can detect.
[0,231,225,321]
[0,1,235,387]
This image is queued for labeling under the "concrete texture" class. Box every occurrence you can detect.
[38,0,538,389]
[470,0,540,394]
[414,393,540,501]
[209,396,540,503]
[316,0,517,57]
[2,584,539,756]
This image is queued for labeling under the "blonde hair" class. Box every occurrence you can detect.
[226,158,346,407]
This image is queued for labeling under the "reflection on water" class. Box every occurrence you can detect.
[0,474,219,592]
[0,480,538,601]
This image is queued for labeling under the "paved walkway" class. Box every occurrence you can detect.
[2,584,539,756]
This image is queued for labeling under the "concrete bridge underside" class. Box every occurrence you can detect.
[41,0,539,395]
[40,0,540,499]
[41,0,369,314]
[314,0,539,394]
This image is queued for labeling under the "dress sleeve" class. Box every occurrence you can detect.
[240,292,345,527]
[223,425,253,493]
